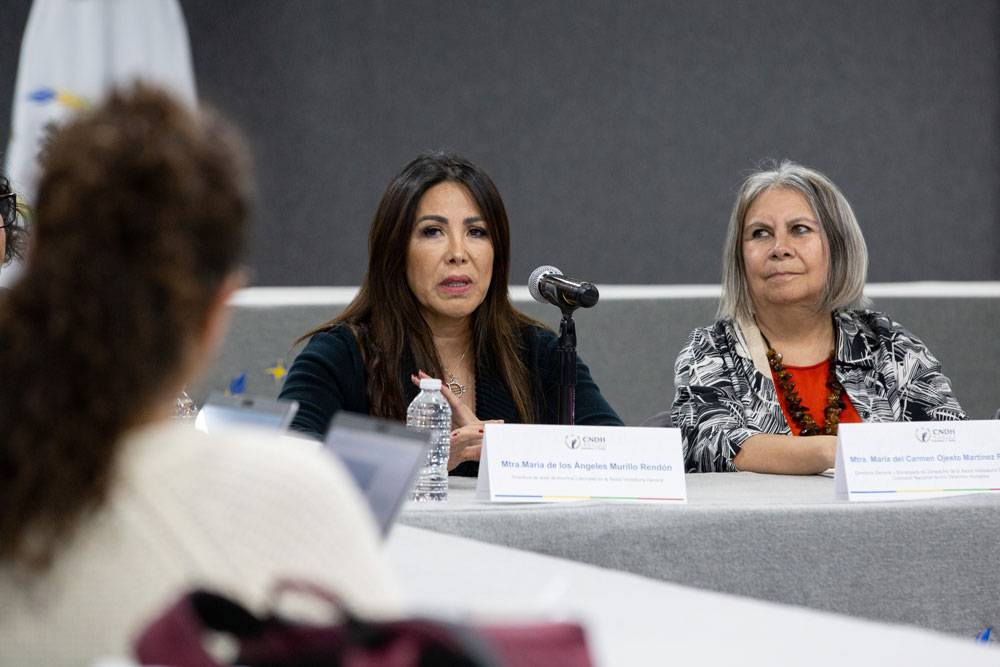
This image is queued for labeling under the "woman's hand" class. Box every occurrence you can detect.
[446,421,503,470]
[414,369,477,427]
[412,370,503,470]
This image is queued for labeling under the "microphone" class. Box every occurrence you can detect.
[528,265,600,309]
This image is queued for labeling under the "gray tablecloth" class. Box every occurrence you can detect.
[398,474,1000,637]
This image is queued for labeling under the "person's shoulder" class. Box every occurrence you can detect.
[705,318,735,337]
[301,323,362,360]
[522,323,556,345]
[116,423,400,617]
[673,320,737,371]
[120,423,358,507]
[837,309,905,339]
[518,323,565,359]
[306,323,357,347]
[682,318,735,349]
[838,309,933,355]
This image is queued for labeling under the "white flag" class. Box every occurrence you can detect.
[4,0,197,282]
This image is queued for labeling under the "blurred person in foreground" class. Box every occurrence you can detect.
[0,84,401,666]
[672,160,964,474]
[279,151,622,475]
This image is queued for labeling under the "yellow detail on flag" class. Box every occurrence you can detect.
[266,359,288,384]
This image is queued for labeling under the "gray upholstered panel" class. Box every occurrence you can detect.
[198,290,1000,424]
[866,296,1000,421]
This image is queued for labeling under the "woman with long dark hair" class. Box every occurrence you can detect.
[0,86,400,665]
[280,152,621,474]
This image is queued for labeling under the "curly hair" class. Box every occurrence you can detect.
[0,84,252,568]
[0,174,28,266]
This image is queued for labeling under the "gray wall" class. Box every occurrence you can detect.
[2,1,998,287]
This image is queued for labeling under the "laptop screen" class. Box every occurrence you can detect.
[323,412,430,536]
[196,392,299,434]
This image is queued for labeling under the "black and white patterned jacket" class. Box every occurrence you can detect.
[671,310,966,473]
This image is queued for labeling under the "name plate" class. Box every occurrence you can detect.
[476,424,686,503]
[834,421,1000,502]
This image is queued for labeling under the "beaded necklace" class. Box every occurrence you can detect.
[760,322,846,436]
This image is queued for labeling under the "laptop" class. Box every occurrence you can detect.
[323,411,430,536]
[195,392,299,434]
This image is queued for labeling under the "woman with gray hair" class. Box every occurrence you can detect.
[672,160,964,474]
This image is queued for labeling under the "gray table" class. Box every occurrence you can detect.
[399,474,1000,638]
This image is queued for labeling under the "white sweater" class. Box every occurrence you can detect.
[0,423,404,666]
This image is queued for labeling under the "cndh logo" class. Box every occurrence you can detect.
[563,434,607,450]
[914,426,956,443]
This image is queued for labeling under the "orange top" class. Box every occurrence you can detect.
[771,357,862,436]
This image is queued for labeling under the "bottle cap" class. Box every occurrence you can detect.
[419,378,442,390]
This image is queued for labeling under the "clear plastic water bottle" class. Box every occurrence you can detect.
[407,378,452,502]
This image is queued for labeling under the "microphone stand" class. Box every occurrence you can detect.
[556,302,579,426]
[530,267,599,426]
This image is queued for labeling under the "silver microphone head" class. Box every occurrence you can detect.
[528,265,562,304]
